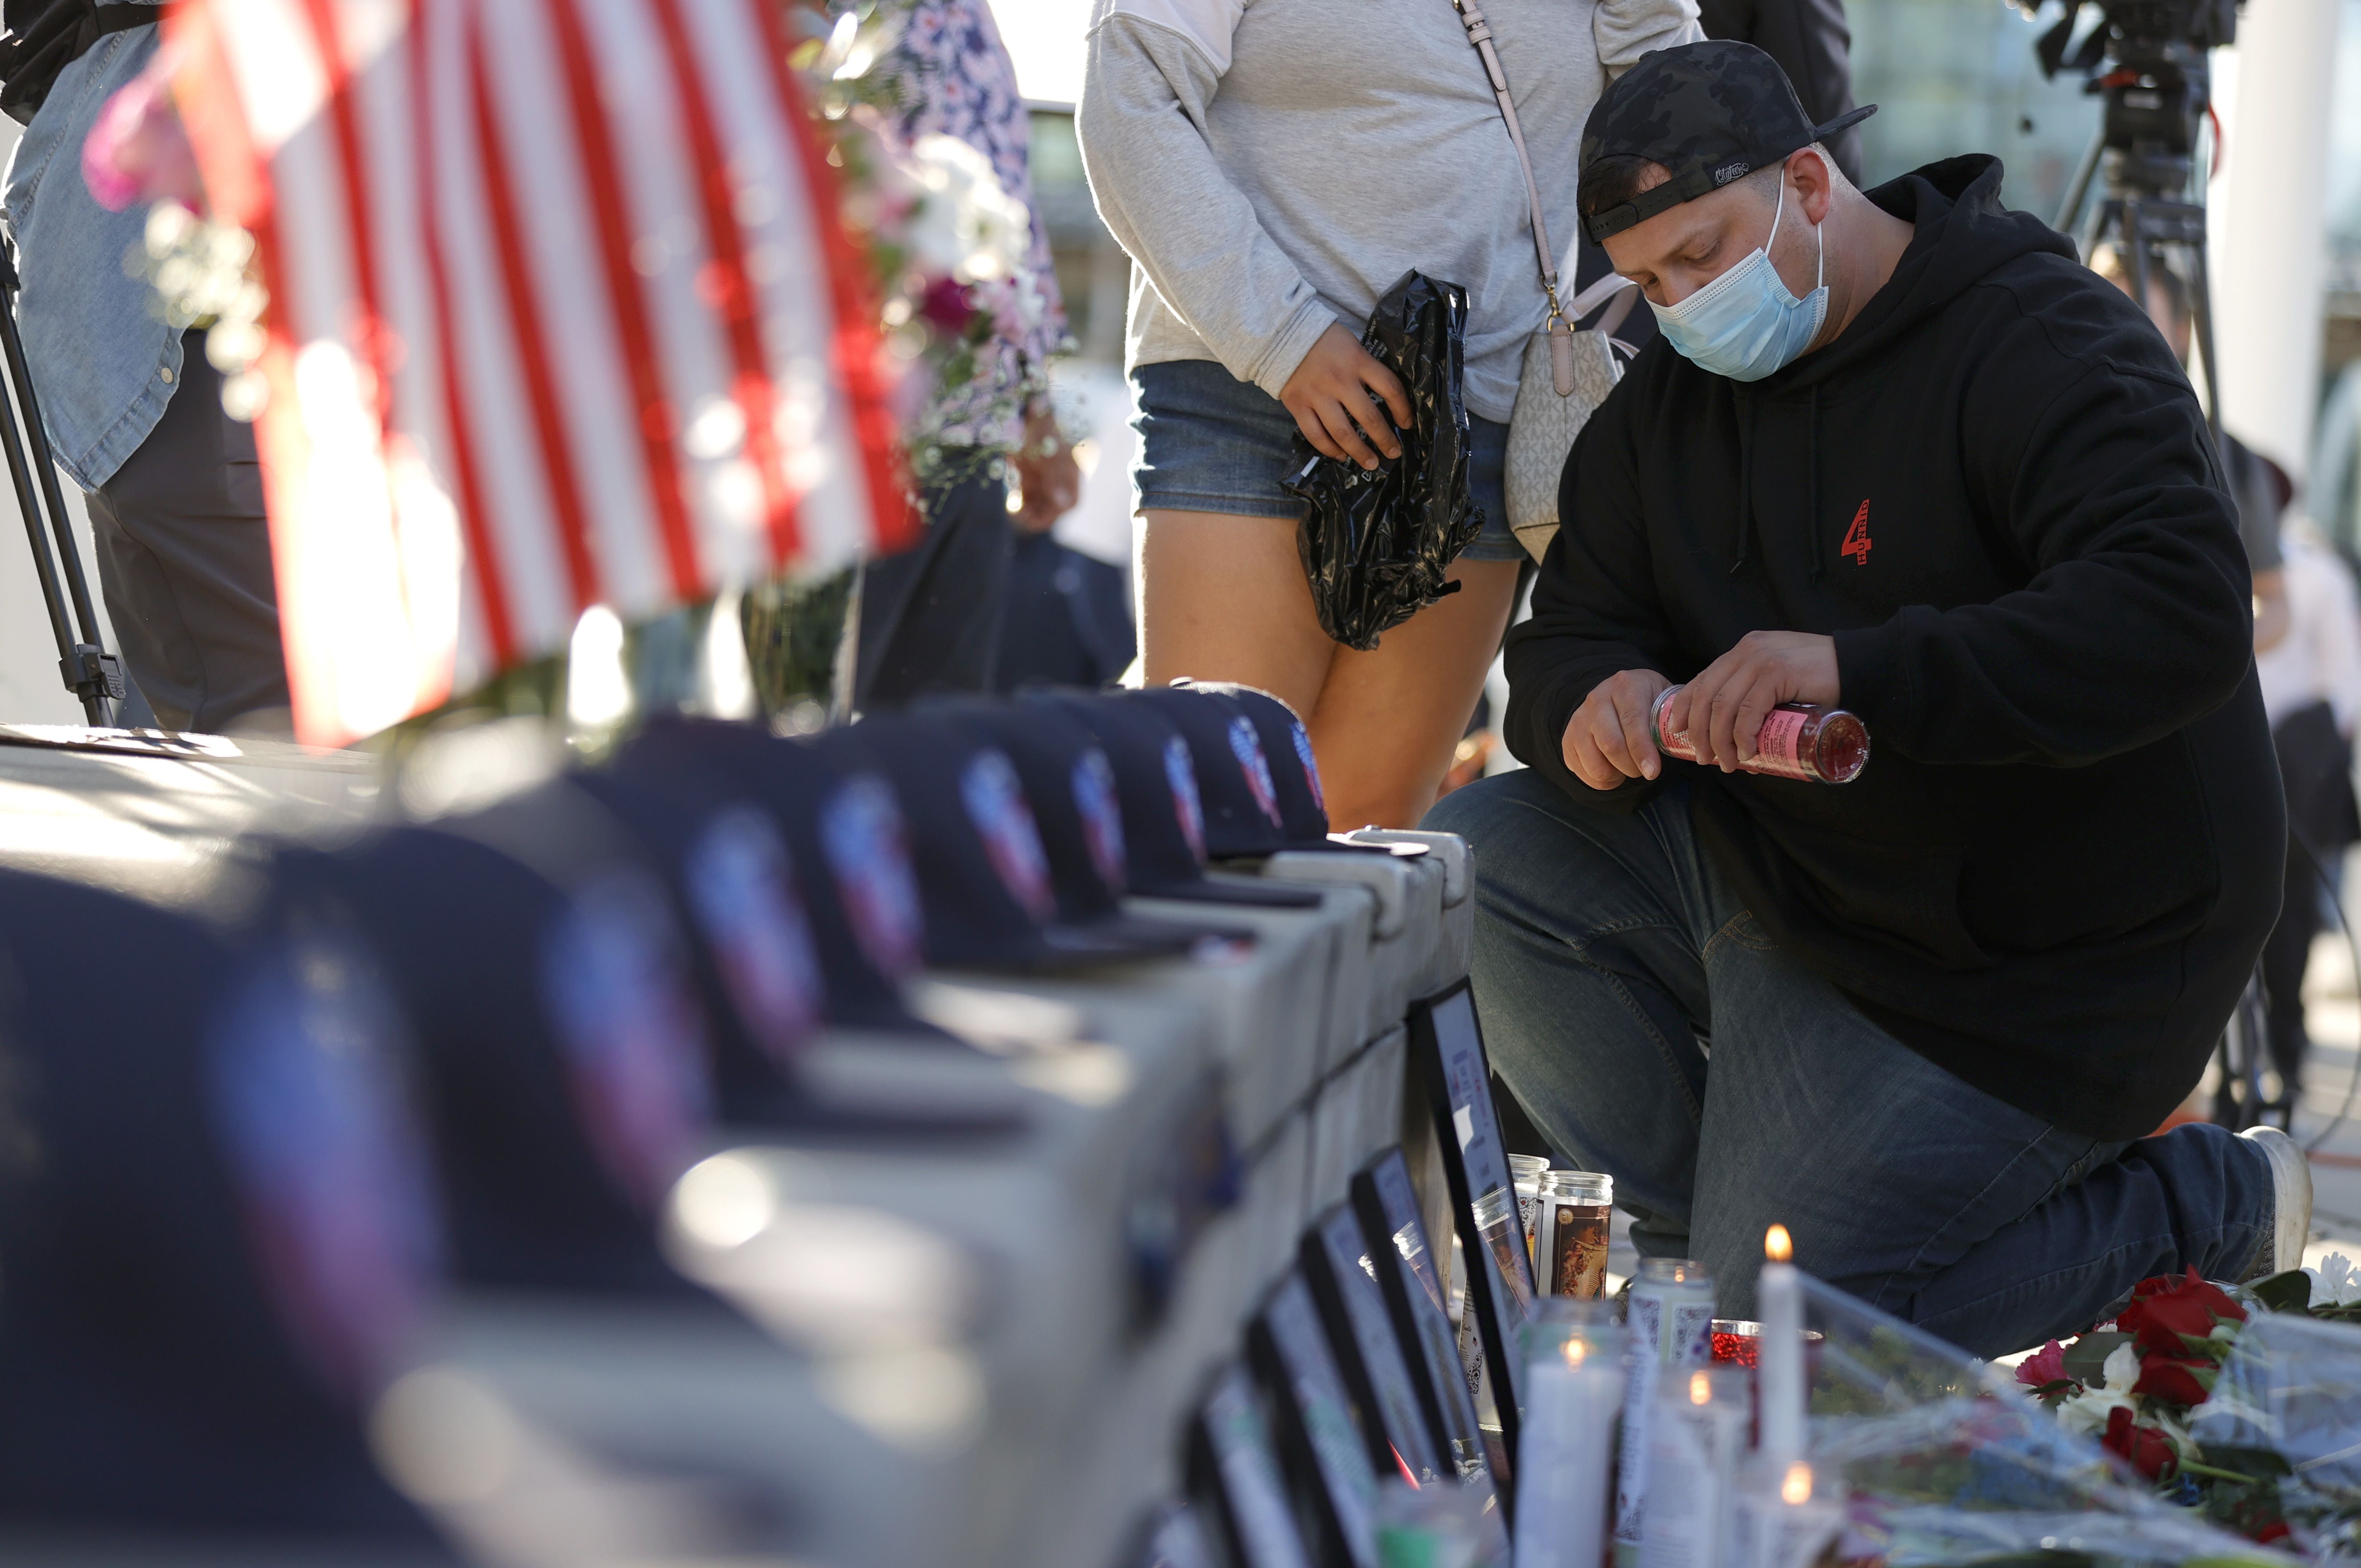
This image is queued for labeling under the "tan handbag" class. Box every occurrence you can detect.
[1452,0,1640,562]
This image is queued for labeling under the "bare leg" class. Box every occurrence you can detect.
[1142,504,1520,831]
[1139,509,1335,718]
[1309,558,1521,829]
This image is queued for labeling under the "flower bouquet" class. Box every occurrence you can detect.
[2017,1262,2361,1557]
[782,0,1049,487]
[1790,1273,2280,1566]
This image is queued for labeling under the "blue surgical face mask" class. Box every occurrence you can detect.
[1650,170,1828,382]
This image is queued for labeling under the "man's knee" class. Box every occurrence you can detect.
[1421,768,1557,842]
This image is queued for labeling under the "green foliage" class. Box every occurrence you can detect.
[2248,1270,2314,1316]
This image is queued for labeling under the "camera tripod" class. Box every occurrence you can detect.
[0,234,122,726]
[2045,0,2234,448]
[2056,142,2225,449]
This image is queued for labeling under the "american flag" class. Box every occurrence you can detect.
[168,0,912,746]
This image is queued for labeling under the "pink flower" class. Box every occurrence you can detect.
[81,50,201,213]
[2017,1339,2069,1389]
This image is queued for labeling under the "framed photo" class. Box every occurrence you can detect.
[1350,1146,1500,1504]
[1247,1268,1383,1568]
[1185,1362,1316,1568]
[1300,1199,1446,1488]
[1408,978,1533,1463]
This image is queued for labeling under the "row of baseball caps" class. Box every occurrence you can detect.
[0,681,1402,1554]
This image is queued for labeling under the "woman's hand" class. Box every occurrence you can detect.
[1562,668,1673,789]
[1013,403,1081,532]
[1280,322,1410,471]
[1667,631,1840,772]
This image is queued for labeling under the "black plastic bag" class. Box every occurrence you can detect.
[1282,270,1482,652]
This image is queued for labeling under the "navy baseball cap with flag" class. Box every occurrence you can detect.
[566,764,1024,1137]
[1578,39,1876,242]
[267,817,715,1299]
[615,715,936,1036]
[0,868,447,1545]
[1178,682,1334,839]
[1018,689,1323,908]
[920,697,1258,948]
[1128,685,1300,857]
[816,713,1221,969]
[563,767,825,1125]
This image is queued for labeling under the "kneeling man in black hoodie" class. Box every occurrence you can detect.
[1427,40,2303,1355]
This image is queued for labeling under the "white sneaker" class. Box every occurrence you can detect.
[2241,1125,2313,1278]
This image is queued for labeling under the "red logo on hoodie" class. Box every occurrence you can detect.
[1841,500,1872,565]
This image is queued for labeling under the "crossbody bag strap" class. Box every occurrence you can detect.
[1450,0,1561,318]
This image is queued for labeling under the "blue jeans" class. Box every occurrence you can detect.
[1424,770,2277,1357]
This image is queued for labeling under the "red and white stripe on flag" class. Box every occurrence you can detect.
[166,0,912,746]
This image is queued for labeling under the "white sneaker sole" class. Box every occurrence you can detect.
[2242,1125,2313,1276]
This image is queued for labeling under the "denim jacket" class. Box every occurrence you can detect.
[1,12,178,494]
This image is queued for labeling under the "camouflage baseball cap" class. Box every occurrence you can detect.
[1579,41,1876,242]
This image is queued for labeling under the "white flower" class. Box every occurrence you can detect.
[2308,1251,2361,1307]
[902,134,1033,287]
[2055,1341,2142,1439]
[2145,1402,2201,1462]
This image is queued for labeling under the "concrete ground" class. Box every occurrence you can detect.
[2282,922,2361,1268]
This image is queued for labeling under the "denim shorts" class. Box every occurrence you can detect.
[1129,358,1526,563]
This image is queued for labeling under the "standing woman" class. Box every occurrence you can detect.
[1079,0,1697,827]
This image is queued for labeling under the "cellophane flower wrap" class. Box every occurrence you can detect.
[1790,1273,2283,1564]
[2183,1274,2361,1559]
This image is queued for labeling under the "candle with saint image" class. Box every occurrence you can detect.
[1757,1224,1804,1471]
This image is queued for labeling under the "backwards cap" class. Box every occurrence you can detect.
[1579,40,1874,243]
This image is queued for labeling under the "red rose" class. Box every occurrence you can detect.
[2117,1268,2244,1356]
[2132,1353,2217,1407]
[2256,1522,2292,1545]
[2102,1406,2180,1480]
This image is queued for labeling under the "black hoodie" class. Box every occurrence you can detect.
[1505,155,2283,1142]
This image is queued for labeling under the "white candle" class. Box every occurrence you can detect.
[1757,1226,1805,1473]
[1513,1334,1624,1568]
[1731,1459,1844,1568]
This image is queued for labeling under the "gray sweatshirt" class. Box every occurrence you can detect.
[1078,0,1699,423]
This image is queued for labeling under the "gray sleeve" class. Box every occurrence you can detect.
[1596,0,1704,77]
[1077,14,1335,398]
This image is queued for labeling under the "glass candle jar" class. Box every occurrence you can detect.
[1532,1171,1613,1300]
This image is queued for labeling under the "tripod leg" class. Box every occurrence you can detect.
[2056,129,2104,236]
[2187,237,2225,449]
[0,319,97,722]
[1,261,110,656]
[0,243,117,724]
[2126,205,2152,314]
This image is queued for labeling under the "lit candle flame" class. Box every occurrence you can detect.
[1563,1339,1586,1369]
[1781,1461,1813,1505]
[1765,1224,1794,1263]
[1689,1370,1711,1406]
